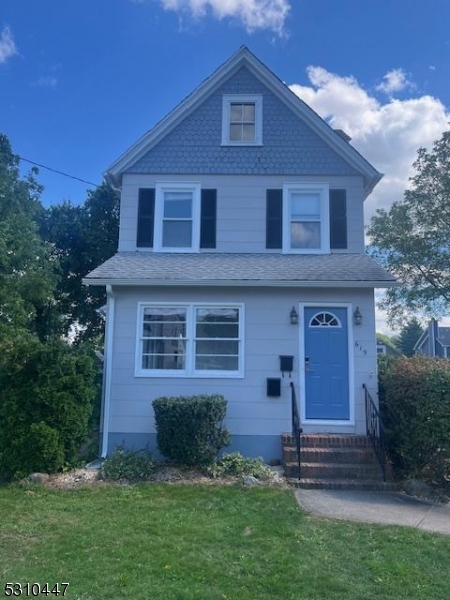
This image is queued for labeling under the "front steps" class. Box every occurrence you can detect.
[282,433,397,491]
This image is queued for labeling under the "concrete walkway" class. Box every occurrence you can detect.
[294,489,450,535]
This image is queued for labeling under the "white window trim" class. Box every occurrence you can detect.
[221,95,263,146]
[135,302,244,378]
[282,183,330,254]
[153,182,201,252]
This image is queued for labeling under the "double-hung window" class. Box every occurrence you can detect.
[195,307,240,372]
[154,183,200,251]
[282,184,330,253]
[141,306,187,371]
[222,95,262,145]
[137,303,243,377]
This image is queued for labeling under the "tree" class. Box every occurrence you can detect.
[0,332,97,479]
[394,317,424,357]
[0,134,60,340]
[40,182,119,341]
[368,130,450,325]
[0,133,101,478]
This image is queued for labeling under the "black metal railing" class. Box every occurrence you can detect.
[290,381,302,480]
[363,384,386,481]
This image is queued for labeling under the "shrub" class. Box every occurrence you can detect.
[153,394,231,466]
[102,447,155,481]
[0,333,98,479]
[207,452,273,479]
[379,356,450,487]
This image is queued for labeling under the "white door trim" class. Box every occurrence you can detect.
[299,302,355,426]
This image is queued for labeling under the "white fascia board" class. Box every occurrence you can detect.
[104,46,382,194]
[83,278,398,289]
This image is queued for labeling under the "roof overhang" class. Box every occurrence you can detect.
[84,277,398,289]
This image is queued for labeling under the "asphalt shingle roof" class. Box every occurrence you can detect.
[84,252,396,287]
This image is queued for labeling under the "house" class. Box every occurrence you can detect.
[84,46,396,463]
[414,319,450,358]
[376,336,400,356]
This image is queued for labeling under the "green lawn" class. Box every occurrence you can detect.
[1,483,449,600]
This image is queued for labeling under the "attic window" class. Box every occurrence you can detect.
[222,95,262,145]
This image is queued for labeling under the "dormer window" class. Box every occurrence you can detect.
[222,95,262,146]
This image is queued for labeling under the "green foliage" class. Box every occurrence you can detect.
[368,130,450,325]
[40,182,119,341]
[153,394,231,466]
[27,422,65,474]
[394,317,424,356]
[207,452,273,479]
[101,446,155,481]
[0,134,59,340]
[379,356,450,487]
[0,333,98,479]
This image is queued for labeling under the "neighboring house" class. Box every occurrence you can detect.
[376,337,400,356]
[414,319,450,358]
[84,47,396,463]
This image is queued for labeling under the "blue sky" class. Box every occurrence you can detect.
[2,0,450,332]
[2,0,449,212]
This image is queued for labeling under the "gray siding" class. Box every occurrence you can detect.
[106,285,377,462]
[119,173,365,253]
[129,67,359,177]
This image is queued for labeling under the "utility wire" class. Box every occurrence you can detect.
[2,148,99,187]
[20,156,98,187]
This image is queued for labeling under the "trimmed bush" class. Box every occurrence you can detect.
[153,394,231,466]
[102,447,155,481]
[0,332,98,480]
[379,355,450,487]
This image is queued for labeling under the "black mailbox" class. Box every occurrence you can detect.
[267,378,281,397]
[279,355,294,375]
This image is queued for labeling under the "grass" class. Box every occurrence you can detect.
[0,483,449,600]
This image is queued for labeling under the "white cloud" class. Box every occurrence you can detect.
[35,75,58,88]
[290,67,450,334]
[0,25,17,65]
[158,0,290,35]
[376,68,414,96]
[289,67,450,221]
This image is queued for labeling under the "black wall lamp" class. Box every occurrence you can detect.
[290,306,299,325]
[353,306,362,326]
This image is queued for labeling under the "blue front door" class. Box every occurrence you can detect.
[304,307,349,420]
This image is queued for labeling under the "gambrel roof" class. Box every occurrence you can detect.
[105,46,382,197]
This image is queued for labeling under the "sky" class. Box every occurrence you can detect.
[1,0,450,331]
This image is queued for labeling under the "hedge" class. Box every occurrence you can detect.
[379,355,450,487]
[0,332,98,479]
[153,394,231,466]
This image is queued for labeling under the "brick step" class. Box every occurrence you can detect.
[287,478,399,491]
[282,433,372,448]
[283,446,379,464]
[284,461,383,480]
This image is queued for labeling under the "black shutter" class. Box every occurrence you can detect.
[330,189,347,249]
[266,189,283,249]
[137,188,155,248]
[200,189,217,249]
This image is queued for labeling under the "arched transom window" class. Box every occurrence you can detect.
[309,312,341,328]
